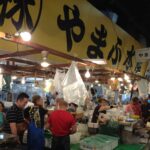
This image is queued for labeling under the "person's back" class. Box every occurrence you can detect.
[48,99,76,150]
[49,110,75,136]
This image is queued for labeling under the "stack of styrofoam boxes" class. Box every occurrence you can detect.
[80,134,119,150]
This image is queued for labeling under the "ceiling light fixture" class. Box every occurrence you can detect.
[124,74,129,80]
[85,68,91,78]
[41,51,50,68]
[95,80,99,83]
[41,59,50,68]
[111,77,115,81]
[20,31,31,41]
[12,75,17,80]
[21,77,25,84]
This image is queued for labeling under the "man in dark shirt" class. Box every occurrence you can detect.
[4,92,29,143]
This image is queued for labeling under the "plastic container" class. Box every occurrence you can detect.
[80,134,119,150]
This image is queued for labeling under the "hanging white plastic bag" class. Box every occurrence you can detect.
[53,69,66,98]
[62,62,88,105]
[137,79,148,97]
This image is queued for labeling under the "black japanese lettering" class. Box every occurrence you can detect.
[5,0,35,30]
[87,24,107,59]
[107,37,122,65]
[0,0,11,25]
[139,53,143,57]
[0,0,42,32]
[123,45,135,71]
[57,5,85,52]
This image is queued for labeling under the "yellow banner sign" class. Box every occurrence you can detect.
[0,0,147,76]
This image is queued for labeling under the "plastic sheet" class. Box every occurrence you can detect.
[62,62,88,105]
[53,69,66,97]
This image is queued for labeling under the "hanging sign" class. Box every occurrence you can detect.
[136,48,150,62]
[0,0,147,76]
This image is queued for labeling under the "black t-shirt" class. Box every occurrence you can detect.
[91,104,106,123]
[91,104,100,123]
[4,104,24,133]
[141,103,150,120]
[24,106,48,128]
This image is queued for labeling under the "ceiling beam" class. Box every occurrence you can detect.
[8,58,39,66]
[0,64,53,75]
[1,36,96,66]
[0,49,42,60]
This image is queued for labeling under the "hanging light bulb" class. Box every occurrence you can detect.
[85,69,91,78]
[14,32,20,37]
[124,74,129,80]
[95,80,99,83]
[91,84,94,88]
[20,31,31,41]
[21,77,25,84]
[41,51,50,68]
[111,77,115,81]
[12,75,17,80]
[41,60,50,68]
[98,83,101,86]
[118,77,123,82]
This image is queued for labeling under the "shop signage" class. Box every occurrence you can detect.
[0,0,147,76]
[136,48,150,62]
[0,0,42,33]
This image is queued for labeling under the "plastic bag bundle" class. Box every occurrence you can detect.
[53,69,66,97]
[62,62,88,106]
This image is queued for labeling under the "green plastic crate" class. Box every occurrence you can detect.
[114,144,146,150]
[71,143,80,150]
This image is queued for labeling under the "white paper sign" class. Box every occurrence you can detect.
[136,48,150,62]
